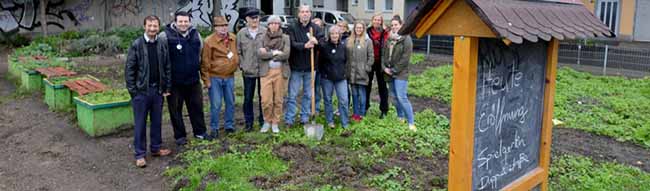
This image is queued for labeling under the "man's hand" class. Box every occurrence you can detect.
[259,48,267,54]
[163,92,171,97]
[304,42,314,49]
[384,68,393,75]
[309,37,318,45]
[272,50,282,56]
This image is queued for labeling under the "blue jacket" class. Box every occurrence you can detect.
[161,23,203,85]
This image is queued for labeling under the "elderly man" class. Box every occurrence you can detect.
[125,15,172,168]
[201,16,239,139]
[285,5,324,128]
[160,11,207,146]
[237,8,265,132]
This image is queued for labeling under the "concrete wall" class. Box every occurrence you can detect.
[0,0,243,38]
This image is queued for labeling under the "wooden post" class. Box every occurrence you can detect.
[448,36,478,191]
[539,38,559,191]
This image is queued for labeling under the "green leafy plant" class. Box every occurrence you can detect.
[549,154,650,191]
[20,58,70,71]
[368,167,413,191]
[408,64,452,103]
[78,89,130,105]
[410,53,425,65]
[64,34,121,57]
[105,27,144,51]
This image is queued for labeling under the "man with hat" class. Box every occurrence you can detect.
[159,11,208,146]
[236,8,265,132]
[201,16,240,139]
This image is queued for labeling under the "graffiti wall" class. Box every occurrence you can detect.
[108,0,239,31]
[1,0,241,37]
[0,0,102,37]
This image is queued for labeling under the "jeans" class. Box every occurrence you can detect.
[389,79,415,125]
[366,61,389,114]
[208,77,235,131]
[132,87,163,159]
[321,78,349,127]
[351,84,367,116]
[314,71,323,112]
[285,71,312,124]
[167,82,206,145]
[242,75,264,126]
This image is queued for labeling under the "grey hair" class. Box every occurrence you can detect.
[268,15,281,23]
[298,4,311,12]
[328,25,341,34]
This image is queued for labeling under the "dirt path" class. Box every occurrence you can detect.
[0,47,175,191]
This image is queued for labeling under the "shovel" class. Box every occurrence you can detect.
[304,27,324,140]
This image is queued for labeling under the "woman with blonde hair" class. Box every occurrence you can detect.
[346,20,374,121]
[337,20,351,41]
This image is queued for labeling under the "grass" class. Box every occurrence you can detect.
[408,65,650,147]
[550,154,650,191]
[165,143,288,191]
[554,68,650,147]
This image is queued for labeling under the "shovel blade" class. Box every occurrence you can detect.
[304,124,324,140]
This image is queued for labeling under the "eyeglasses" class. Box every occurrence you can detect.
[269,22,281,25]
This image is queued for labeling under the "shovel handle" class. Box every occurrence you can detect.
[309,27,315,117]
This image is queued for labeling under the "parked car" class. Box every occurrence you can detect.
[311,9,356,31]
[260,15,297,32]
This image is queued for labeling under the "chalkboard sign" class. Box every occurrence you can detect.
[471,38,548,191]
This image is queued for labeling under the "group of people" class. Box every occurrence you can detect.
[124,6,414,167]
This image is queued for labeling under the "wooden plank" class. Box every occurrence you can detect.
[502,167,545,190]
[414,0,455,38]
[448,36,479,191]
[539,38,559,191]
[426,0,497,38]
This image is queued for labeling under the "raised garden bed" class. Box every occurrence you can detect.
[63,78,107,96]
[73,89,133,137]
[43,75,97,111]
[18,58,71,92]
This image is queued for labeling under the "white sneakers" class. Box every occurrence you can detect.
[271,124,279,133]
[261,123,280,133]
[409,124,417,132]
[260,123,271,133]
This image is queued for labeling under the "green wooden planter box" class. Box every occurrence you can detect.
[7,58,20,82]
[20,69,43,92]
[73,97,133,137]
[44,78,74,111]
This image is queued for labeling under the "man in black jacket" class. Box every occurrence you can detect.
[160,11,208,145]
[125,15,172,168]
[285,5,324,127]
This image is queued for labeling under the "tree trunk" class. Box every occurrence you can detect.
[40,0,48,36]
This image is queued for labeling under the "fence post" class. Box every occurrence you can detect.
[577,44,581,65]
[427,35,431,55]
[603,44,609,75]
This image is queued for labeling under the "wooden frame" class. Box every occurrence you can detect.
[448,36,479,191]
[447,38,559,191]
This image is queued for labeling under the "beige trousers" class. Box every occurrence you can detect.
[260,68,286,124]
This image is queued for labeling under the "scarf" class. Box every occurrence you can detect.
[263,29,284,50]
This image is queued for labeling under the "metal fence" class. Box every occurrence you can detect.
[412,35,650,77]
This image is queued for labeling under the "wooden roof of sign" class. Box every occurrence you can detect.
[400,0,614,44]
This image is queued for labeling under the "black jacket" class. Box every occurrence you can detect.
[161,24,202,85]
[125,36,171,97]
[318,39,347,81]
[288,21,324,72]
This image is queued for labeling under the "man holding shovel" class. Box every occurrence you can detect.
[286,5,324,128]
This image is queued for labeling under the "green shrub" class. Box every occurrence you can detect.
[64,34,121,57]
[78,89,130,104]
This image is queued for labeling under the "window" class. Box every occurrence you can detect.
[596,0,619,34]
[313,0,324,8]
[324,13,337,24]
[314,12,323,20]
[367,0,375,10]
[385,0,393,11]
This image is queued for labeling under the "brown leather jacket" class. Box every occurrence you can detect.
[200,32,239,87]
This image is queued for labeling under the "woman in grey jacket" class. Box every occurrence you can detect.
[257,15,291,133]
[382,15,416,132]
[346,21,374,121]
